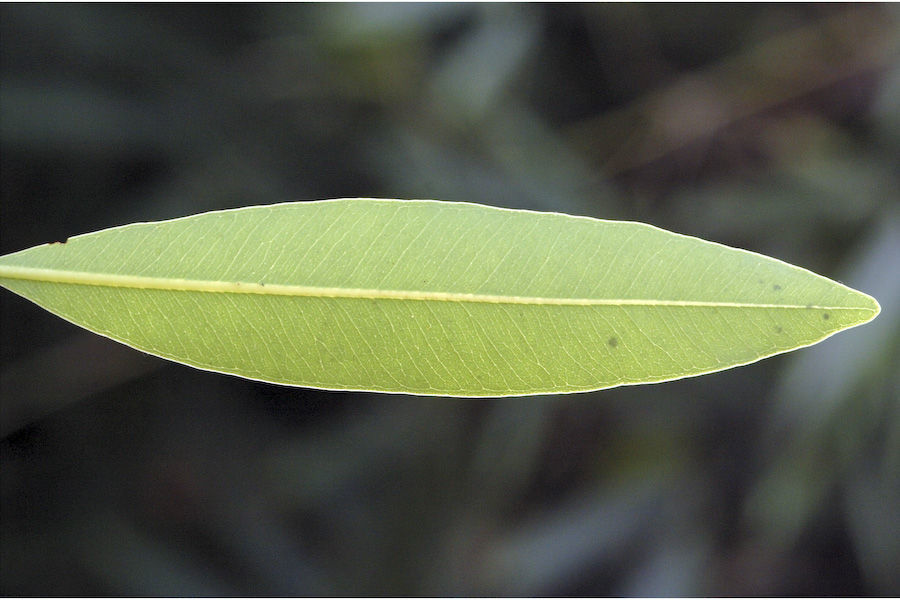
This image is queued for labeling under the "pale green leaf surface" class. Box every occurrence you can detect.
[0,199,880,396]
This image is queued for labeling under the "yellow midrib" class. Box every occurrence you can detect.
[0,264,877,312]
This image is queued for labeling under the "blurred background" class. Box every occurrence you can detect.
[1,3,898,596]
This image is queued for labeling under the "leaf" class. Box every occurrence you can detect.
[0,199,880,397]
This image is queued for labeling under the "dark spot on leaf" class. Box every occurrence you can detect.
[608,337,618,348]
[772,284,781,291]
[774,326,783,333]
[757,279,764,284]
[806,304,813,309]
[822,312,829,320]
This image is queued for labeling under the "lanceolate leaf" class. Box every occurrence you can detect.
[0,199,880,396]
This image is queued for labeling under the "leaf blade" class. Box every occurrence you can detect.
[0,199,880,396]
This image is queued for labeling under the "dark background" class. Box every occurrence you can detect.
[1,3,898,596]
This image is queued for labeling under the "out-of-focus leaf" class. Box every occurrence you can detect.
[744,211,899,587]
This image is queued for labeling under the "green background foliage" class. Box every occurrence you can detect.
[1,4,897,595]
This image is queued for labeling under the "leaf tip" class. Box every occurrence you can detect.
[856,289,881,323]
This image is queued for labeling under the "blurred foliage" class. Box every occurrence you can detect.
[1,4,898,596]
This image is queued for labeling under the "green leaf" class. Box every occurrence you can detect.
[0,199,880,397]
